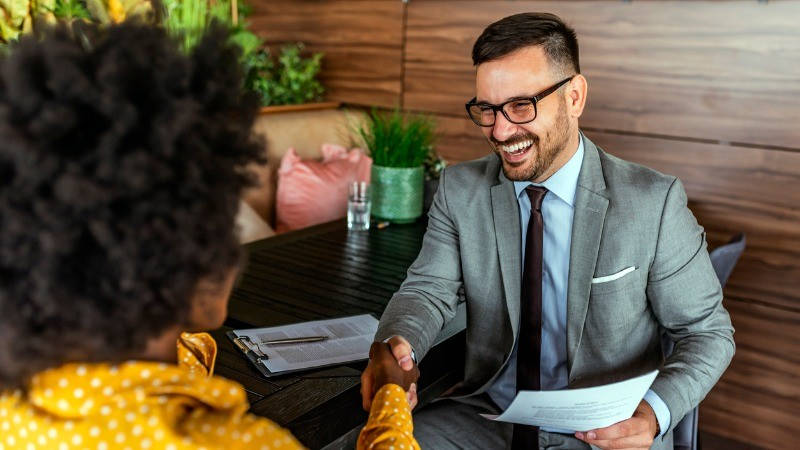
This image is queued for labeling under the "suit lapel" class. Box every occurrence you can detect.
[491,169,523,341]
[567,136,609,376]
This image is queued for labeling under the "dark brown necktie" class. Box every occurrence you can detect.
[511,185,548,450]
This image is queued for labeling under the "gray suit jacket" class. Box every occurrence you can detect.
[375,134,735,446]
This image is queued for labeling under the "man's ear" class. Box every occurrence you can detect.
[567,74,588,119]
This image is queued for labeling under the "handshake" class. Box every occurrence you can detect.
[360,336,420,411]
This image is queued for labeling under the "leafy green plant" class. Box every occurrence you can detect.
[242,46,271,95]
[158,0,324,107]
[357,109,436,168]
[246,42,324,106]
[53,0,89,21]
[2,0,324,108]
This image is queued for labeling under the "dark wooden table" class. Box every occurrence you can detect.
[211,219,466,449]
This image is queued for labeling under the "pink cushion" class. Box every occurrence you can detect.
[275,144,371,233]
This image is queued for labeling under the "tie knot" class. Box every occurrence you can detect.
[525,185,548,211]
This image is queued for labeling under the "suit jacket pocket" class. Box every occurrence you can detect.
[589,267,639,295]
[586,268,647,342]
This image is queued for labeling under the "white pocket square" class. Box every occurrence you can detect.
[591,266,637,284]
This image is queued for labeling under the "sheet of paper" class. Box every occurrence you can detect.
[481,370,658,432]
[233,314,378,373]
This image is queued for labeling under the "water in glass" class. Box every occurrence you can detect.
[348,181,371,231]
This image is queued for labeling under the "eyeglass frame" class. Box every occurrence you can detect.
[464,76,574,127]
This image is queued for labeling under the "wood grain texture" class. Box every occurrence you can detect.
[404,1,800,149]
[700,431,767,450]
[248,0,404,107]
[249,376,361,426]
[433,113,492,162]
[699,298,800,449]
[259,102,341,115]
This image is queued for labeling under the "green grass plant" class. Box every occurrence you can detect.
[357,109,436,168]
[161,0,210,51]
[53,0,90,21]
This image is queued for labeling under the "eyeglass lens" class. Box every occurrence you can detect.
[468,100,536,126]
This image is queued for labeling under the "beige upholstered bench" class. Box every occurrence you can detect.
[236,107,367,243]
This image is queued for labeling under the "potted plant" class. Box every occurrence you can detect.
[161,0,328,111]
[249,42,325,108]
[1,0,330,112]
[357,109,436,224]
[162,0,252,51]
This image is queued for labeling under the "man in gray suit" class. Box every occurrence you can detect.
[360,12,734,450]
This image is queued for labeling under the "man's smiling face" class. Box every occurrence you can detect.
[475,46,575,183]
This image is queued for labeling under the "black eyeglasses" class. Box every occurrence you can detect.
[465,76,574,127]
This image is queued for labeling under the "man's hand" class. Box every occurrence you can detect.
[360,336,419,411]
[575,400,659,449]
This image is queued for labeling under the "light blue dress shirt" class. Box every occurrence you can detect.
[486,136,670,436]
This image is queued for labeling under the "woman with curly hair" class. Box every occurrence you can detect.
[0,23,419,449]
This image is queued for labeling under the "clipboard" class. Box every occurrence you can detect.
[226,332,274,378]
[225,314,379,378]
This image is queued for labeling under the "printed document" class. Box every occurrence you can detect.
[481,370,658,431]
[232,314,378,373]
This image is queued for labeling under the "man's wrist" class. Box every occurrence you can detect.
[639,400,659,438]
[643,389,671,438]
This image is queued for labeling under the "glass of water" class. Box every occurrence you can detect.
[347,181,371,231]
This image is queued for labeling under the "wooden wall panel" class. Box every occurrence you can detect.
[432,114,490,162]
[699,299,800,449]
[405,1,800,150]
[248,1,403,107]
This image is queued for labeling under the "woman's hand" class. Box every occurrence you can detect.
[366,341,419,399]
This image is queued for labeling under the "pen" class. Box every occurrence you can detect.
[261,336,329,345]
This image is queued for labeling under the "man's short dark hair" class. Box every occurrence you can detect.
[0,23,264,391]
[472,12,580,75]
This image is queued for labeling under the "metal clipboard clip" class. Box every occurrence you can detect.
[233,335,269,365]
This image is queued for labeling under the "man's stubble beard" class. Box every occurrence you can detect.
[497,100,572,182]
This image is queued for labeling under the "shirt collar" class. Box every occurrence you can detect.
[513,134,584,206]
[25,333,244,419]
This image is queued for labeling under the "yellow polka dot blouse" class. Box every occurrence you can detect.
[0,333,419,450]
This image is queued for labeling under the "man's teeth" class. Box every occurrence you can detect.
[500,140,533,154]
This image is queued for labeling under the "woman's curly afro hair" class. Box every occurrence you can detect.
[0,22,264,390]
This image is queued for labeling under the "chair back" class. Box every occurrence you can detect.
[668,233,745,450]
[709,233,746,286]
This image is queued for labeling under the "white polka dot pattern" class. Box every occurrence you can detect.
[357,384,420,450]
[0,333,416,449]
